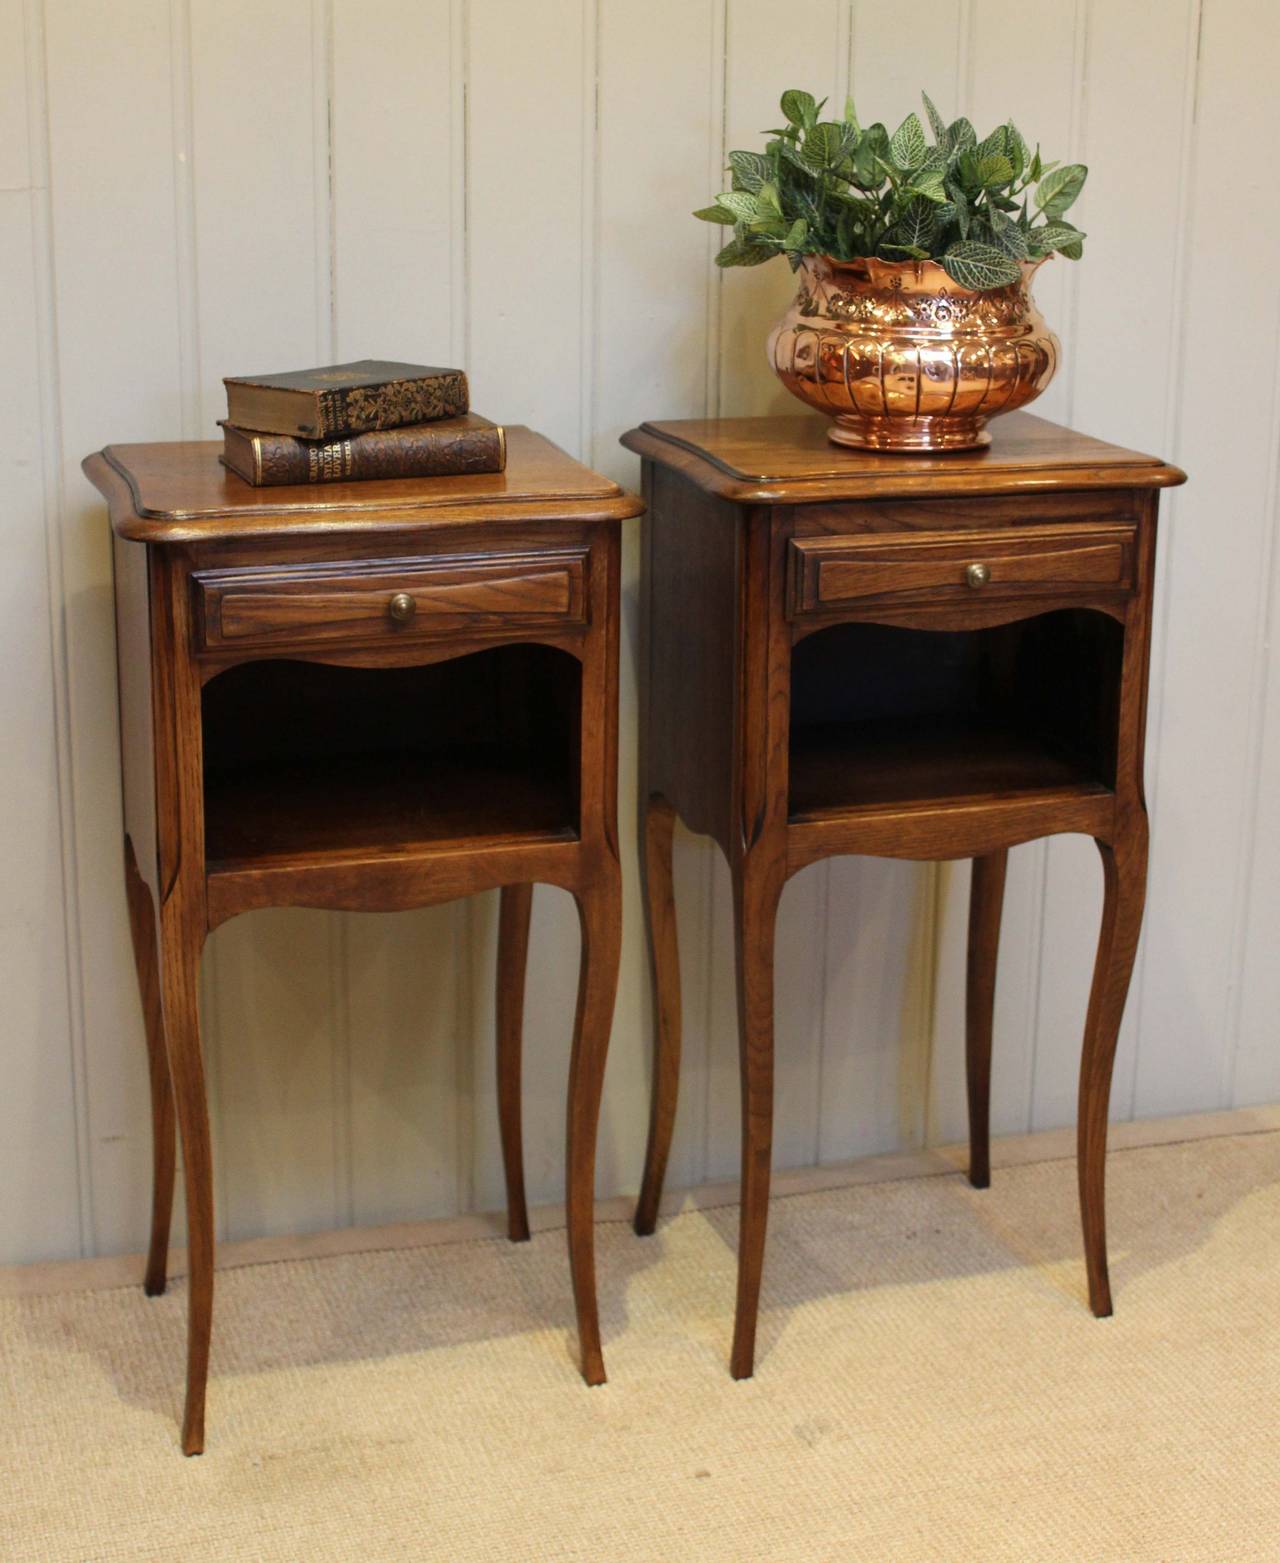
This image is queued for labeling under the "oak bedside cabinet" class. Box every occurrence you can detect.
[621,411,1184,1379]
[85,433,642,1453]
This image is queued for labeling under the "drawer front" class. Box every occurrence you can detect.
[196,548,588,651]
[790,489,1139,538]
[788,524,1136,617]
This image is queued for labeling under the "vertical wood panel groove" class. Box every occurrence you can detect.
[1218,309,1280,1104]
[812,1,853,1162]
[169,0,220,1240]
[818,0,856,1162]
[1023,0,1089,1136]
[1127,0,1204,1110]
[168,0,201,437]
[917,864,946,1147]
[705,0,727,419]
[312,0,347,1227]
[1021,852,1049,1133]
[330,915,353,1225]
[959,0,975,107]
[578,0,599,463]
[22,0,91,1258]
[697,0,728,1183]
[1060,0,1089,429]
[313,0,336,359]
[452,0,470,370]
[450,0,475,1222]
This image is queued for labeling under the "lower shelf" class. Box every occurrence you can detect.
[204,746,578,873]
[788,717,1112,821]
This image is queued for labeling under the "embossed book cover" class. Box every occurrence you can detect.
[223,359,470,438]
[219,413,506,486]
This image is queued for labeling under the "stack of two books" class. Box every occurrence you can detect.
[219,360,506,486]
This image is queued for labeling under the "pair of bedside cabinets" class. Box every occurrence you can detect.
[86,412,1184,1452]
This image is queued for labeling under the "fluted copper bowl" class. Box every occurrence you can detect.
[767,254,1059,452]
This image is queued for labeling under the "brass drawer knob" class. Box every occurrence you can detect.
[388,591,416,624]
[965,562,991,589]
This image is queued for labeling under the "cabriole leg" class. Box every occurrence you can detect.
[123,837,176,1297]
[729,858,783,1381]
[1078,820,1149,1317]
[564,864,623,1386]
[965,849,1008,1190]
[158,903,213,1456]
[634,796,681,1236]
[496,882,534,1243]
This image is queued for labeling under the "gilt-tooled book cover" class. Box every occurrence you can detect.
[223,359,470,439]
[219,413,506,487]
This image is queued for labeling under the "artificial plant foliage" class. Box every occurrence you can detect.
[694,90,1087,292]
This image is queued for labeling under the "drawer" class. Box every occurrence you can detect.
[787,524,1136,617]
[790,490,1139,538]
[195,548,588,651]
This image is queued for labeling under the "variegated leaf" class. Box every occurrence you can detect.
[1036,163,1087,216]
[714,191,759,222]
[913,167,949,203]
[921,91,948,146]
[976,154,1014,189]
[989,205,1030,259]
[976,124,1010,162]
[781,89,817,128]
[715,237,776,267]
[1006,121,1028,178]
[941,240,1021,291]
[889,113,927,170]
[1032,220,1086,258]
[728,150,768,193]
[947,117,977,155]
[892,195,938,251]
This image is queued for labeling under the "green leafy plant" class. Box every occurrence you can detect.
[694,89,1087,292]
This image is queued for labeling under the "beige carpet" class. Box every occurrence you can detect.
[4,1123,1280,1562]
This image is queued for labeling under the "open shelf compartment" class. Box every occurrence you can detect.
[201,644,581,871]
[788,613,1121,821]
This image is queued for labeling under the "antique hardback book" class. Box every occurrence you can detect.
[219,413,506,487]
[222,359,470,439]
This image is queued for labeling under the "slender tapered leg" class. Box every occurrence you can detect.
[634,796,681,1236]
[729,859,783,1381]
[122,838,176,1297]
[965,849,1008,1190]
[1078,819,1149,1318]
[157,903,214,1456]
[565,863,623,1386]
[496,882,534,1243]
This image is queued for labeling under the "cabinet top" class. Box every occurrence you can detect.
[83,427,643,544]
[621,411,1185,504]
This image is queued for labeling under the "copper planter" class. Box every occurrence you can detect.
[767,254,1059,452]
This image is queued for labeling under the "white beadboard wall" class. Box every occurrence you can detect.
[3,0,1278,1264]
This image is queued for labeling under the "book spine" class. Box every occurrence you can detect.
[316,369,470,436]
[246,423,505,486]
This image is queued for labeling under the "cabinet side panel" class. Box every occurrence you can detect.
[643,464,739,855]
[113,534,157,898]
